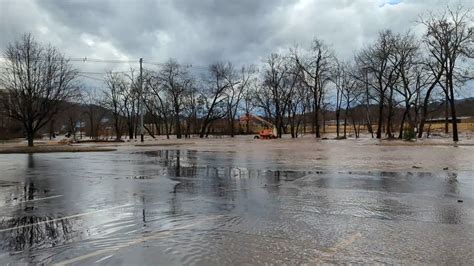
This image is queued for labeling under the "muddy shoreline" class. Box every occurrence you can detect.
[0,145,116,154]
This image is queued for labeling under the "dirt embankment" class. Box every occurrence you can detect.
[0,144,116,154]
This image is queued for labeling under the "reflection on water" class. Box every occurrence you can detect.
[0,215,76,252]
[27,154,35,169]
[141,150,313,196]
[0,149,473,264]
[0,176,81,253]
[23,182,36,202]
[143,150,471,226]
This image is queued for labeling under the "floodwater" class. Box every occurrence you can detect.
[0,145,473,264]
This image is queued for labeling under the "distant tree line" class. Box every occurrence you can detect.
[0,6,472,146]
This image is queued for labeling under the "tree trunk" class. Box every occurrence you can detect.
[448,76,459,142]
[114,116,122,141]
[444,94,451,134]
[199,109,214,138]
[322,113,326,134]
[364,71,374,138]
[199,120,209,138]
[351,117,358,139]
[376,95,384,139]
[165,122,170,139]
[128,122,134,140]
[275,97,282,138]
[315,107,320,138]
[398,105,409,139]
[418,88,434,138]
[444,84,449,134]
[134,116,138,140]
[89,116,95,139]
[27,131,34,147]
[313,90,320,138]
[290,114,296,138]
[295,115,302,138]
[343,105,349,138]
[386,89,394,139]
[144,124,156,139]
[229,117,235,137]
[175,116,182,139]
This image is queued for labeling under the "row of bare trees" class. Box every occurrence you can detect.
[1,7,472,146]
[102,60,257,140]
[252,6,473,141]
[354,7,473,141]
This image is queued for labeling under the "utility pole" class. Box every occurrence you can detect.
[140,58,144,143]
[364,67,374,138]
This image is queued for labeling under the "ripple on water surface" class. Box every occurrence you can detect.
[0,149,473,264]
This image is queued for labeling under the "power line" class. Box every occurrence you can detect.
[142,60,209,70]
[141,61,164,66]
[1,56,259,72]
[77,74,105,82]
[1,56,217,74]
[0,56,137,64]
[1,56,215,70]
[1,56,209,68]
[68,58,136,64]
[77,70,131,75]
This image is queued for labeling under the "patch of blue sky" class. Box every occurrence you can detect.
[379,0,403,7]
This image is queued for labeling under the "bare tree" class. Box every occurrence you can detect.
[155,59,192,139]
[241,75,259,134]
[293,39,334,138]
[122,70,140,140]
[182,84,199,138]
[333,61,346,138]
[333,62,360,138]
[144,70,171,139]
[391,32,429,139]
[253,75,274,123]
[261,53,294,138]
[343,79,364,138]
[102,70,143,141]
[356,30,400,139]
[199,63,231,138]
[287,67,308,138]
[0,34,78,146]
[420,6,473,141]
[103,72,126,141]
[224,64,254,137]
[61,102,84,141]
[82,89,107,140]
[416,50,446,138]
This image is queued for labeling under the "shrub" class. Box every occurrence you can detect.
[403,128,416,141]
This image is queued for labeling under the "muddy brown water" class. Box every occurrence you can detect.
[0,148,473,264]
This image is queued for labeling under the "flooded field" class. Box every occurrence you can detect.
[0,137,473,264]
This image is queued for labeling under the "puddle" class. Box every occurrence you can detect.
[0,215,79,252]
[0,149,472,264]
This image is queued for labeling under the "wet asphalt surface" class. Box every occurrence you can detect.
[0,147,473,264]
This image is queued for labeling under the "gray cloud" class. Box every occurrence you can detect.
[1,0,472,71]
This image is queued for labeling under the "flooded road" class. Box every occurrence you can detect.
[0,143,473,264]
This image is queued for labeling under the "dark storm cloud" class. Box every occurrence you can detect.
[0,0,472,68]
[32,0,296,64]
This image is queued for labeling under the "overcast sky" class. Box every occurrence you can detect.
[0,0,471,76]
